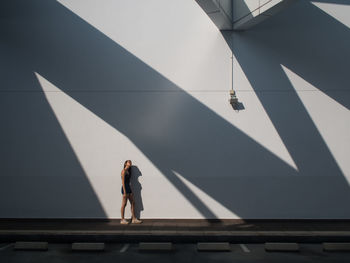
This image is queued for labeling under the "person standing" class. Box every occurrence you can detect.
[120,160,142,224]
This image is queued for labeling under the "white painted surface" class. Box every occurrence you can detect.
[282,66,350,179]
[312,1,350,28]
[0,0,349,219]
[240,244,250,252]
[120,244,129,253]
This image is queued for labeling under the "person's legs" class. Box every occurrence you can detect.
[121,194,128,220]
[128,194,142,223]
[128,193,136,220]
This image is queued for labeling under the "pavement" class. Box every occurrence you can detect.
[2,242,350,263]
[1,219,350,243]
[0,243,350,263]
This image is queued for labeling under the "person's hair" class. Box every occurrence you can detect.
[123,160,132,169]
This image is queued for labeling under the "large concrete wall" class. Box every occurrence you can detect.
[0,0,349,219]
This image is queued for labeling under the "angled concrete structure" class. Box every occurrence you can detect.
[196,0,298,30]
[233,0,297,30]
[195,0,233,29]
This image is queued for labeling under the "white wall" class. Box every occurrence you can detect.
[0,0,349,219]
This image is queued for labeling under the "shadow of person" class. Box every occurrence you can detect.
[130,165,144,219]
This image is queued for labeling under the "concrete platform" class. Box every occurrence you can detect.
[265,242,299,251]
[2,219,350,243]
[14,241,48,250]
[197,242,231,251]
[71,242,105,251]
[139,242,173,251]
[323,242,350,251]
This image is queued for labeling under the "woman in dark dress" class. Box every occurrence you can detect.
[120,160,142,224]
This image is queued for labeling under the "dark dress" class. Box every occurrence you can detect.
[121,168,132,194]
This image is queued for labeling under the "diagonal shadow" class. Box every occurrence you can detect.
[1,0,350,219]
[314,0,350,4]
[0,46,107,217]
[228,0,350,173]
[227,0,350,216]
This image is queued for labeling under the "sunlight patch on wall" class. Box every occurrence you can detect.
[55,0,298,174]
[172,170,238,218]
[209,53,298,172]
[35,72,132,178]
[56,0,231,92]
[35,72,151,217]
[312,1,350,28]
[190,91,299,172]
[281,65,350,180]
[34,72,207,218]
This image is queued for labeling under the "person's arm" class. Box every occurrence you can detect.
[121,170,126,196]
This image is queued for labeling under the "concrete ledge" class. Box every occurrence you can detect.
[233,0,297,30]
[197,242,231,251]
[195,0,233,30]
[14,241,48,250]
[71,242,105,251]
[3,230,350,243]
[265,242,299,251]
[139,242,173,251]
[323,242,350,251]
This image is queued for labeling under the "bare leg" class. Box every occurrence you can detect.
[128,193,136,220]
[121,195,128,219]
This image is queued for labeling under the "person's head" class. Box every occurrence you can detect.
[124,160,132,169]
